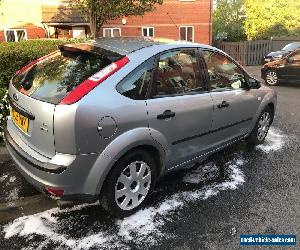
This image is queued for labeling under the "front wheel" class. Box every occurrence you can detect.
[100,150,157,217]
[247,107,273,145]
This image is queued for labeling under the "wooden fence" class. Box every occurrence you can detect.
[215,37,300,66]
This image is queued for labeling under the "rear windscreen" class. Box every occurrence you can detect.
[12,46,122,104]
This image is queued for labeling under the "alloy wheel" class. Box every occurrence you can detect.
[115,161,151,211]
[257,111,271,141]
[266,71,278,85]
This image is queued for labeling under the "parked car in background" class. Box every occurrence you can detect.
[262,48,300,86]
[264,42,300,63]
[5,38,277,217]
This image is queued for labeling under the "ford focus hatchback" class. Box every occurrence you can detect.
[5,37,277,216]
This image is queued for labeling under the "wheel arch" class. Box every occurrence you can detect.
[84,128,167,196]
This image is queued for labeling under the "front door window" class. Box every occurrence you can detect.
[202,51,246,91]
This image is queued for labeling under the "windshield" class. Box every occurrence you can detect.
[12,46,122,104]
[282,43,300,51]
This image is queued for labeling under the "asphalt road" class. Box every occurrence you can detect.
[0,67,299,249]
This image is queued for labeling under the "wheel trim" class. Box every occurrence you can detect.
[115,161,151,211]
[266,71,278,85]
[257,112,271,141]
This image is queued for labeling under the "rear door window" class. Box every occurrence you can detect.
[116,57,155,100]
[12,46,122,104]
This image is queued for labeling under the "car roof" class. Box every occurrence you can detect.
[89,37,216,55]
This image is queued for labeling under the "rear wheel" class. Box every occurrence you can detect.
[247,106,273,145]
[100,150,157,217]
[265,70,279,86]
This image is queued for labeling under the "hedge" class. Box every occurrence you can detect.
[0,39,83,144]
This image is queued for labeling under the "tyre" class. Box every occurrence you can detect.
[265,70,279,86]
[100,150,157,217]
[246,106,273,145]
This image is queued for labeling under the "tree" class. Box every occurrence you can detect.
[71,0,163,38]
[213,0,246,42]
[244,0,300,40]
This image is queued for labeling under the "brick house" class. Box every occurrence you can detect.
[103,0,212,44]
[0,0,212,44]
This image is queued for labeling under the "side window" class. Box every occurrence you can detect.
[151,49,205,98]
[202,51,246,91]
[116,57,154,100]
[290,50,300,61]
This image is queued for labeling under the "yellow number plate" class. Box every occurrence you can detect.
[11,109,29,133]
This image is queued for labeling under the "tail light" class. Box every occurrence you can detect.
[16,51,57,74]
[59,56,130,105]
[45,186,64,197]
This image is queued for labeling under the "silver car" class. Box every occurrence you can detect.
[4,38,276,216]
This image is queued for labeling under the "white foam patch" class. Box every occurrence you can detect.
[4,209,58,239]
[0,174,8,182]
[256,127,287,153]
[6,187,19,202]
[117,196,184,243]
[4,204,123,250]
[9,176,16,183]
[3,158,245,249]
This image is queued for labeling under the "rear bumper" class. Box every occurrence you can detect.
[5,128,66,174]
[4,128,101,202]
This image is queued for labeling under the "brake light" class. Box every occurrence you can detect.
[16,51,57,74]
[59,56,129,105]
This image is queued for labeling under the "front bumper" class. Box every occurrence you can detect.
[261,67,268,80]
[4,128,100,202]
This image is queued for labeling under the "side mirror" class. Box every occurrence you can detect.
[287,57,294,63]
[246,77,261,89]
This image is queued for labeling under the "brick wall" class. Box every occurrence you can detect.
[102,0,212,44]
[0,31,5,42]
[25,26,46,39]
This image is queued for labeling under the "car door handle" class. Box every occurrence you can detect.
[217,101,230,109]
[157,110,176,120]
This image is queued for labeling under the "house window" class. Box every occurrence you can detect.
[179,26,194,42]
[103,28,121,38]
[5,29,27,42]
[142,27,154,37]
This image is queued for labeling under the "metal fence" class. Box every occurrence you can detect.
[215,37,300,66]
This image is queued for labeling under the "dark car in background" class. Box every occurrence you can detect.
[264,42,300,63]
[262,49,300,85]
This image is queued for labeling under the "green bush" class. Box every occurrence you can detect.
[0,89,9,145]
[0,39,83,145]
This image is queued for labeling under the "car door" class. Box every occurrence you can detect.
[146,49,214,169]
[201,50,261,146]
[279,50,300,82]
